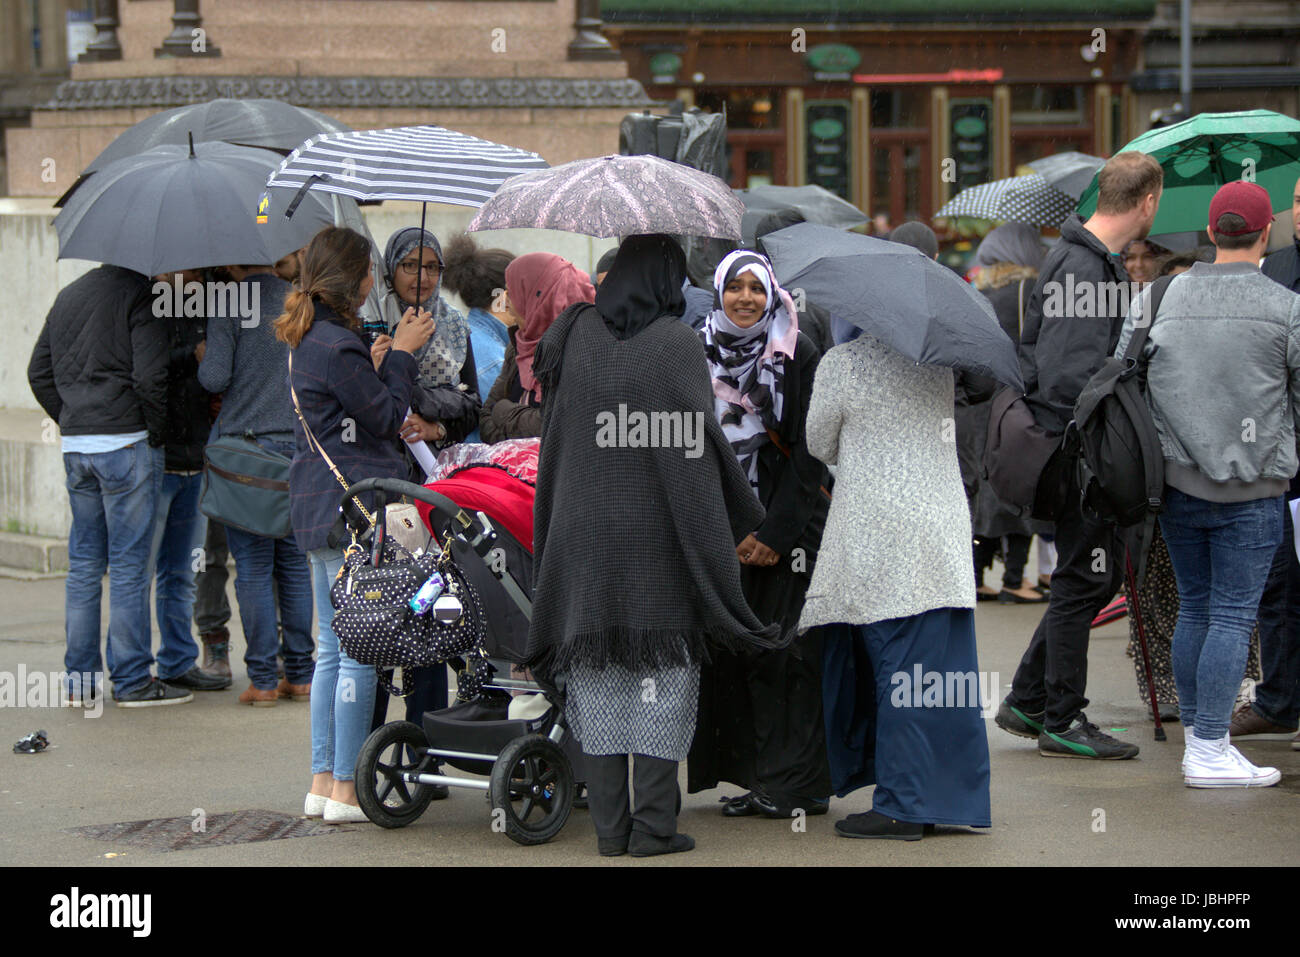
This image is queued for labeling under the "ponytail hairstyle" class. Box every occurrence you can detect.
[274,226,373,348]
[441,232,515,311]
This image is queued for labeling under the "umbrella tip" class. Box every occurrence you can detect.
[188,131,195,158]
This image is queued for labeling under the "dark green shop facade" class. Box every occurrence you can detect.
[604,0,1157,224]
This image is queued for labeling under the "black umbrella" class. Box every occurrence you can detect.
[55,139,332,275]
[55,98,351,207]
[763,222,1023,390]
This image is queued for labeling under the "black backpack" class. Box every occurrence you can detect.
[1071,274,1173,527]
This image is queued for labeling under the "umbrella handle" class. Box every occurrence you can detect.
[285,173,328,219]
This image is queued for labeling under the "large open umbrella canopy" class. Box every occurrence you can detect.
[735,183,867,245]
[55,140,332,275]
[1077,110,1300,235]
[55,98,351,208]
[467,153,743,240]
[763,222,1022,390]
[1027,151,1105,202]
[935,173,1076,228]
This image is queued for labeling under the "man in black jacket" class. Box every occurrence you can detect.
[1261,174,1300,293]
[996,152,1163,759]
[28,265,188,707]
[147,268,230,693]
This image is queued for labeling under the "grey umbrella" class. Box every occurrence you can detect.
[56,98,352,207]
[936,173,1076,228]
[763,222,1023,390]
[735,184,868,245]
[55,140,332,275]
[468,154,743,239]
[1027,151,1106,202]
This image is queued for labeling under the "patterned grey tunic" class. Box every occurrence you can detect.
[565,657,701,761]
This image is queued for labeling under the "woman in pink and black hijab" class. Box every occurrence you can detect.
[478,252,594,443]
[689,248,835,822]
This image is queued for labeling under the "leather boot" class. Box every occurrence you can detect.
[200,627,232,680]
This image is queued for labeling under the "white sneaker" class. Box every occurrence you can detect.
[322,798,369,824]
[1183,733,1279,787]
[303,793,328,817]
[1223,737,1281,787]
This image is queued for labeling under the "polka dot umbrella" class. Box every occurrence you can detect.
[935,173,1077,228]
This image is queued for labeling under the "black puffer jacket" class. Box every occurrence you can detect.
[1018,214,1130,434]
[28,265,168,443]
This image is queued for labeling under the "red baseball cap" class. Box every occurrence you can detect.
[1208,181,1274,235]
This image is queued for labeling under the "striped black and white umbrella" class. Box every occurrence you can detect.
[935,173,1077,228]
[265,125,549,207]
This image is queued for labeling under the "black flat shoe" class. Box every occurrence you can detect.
[834,810,924,841]
[998,588,1049,604]
[628,832,695,857]
[598,834,630,857]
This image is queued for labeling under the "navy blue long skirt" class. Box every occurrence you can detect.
[821,607,991,828]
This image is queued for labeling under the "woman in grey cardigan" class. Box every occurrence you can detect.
[799,328,991,840]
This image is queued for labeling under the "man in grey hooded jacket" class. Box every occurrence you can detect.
[1114,180,1300,788]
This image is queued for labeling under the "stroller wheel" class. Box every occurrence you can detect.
[489,734,574,846]
[355,721,439,829]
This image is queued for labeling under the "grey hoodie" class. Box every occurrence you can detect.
[1115,260,1300,502]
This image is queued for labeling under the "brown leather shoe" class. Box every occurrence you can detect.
[1228,703,1297,741]
[277,678,311,701]
[200,627,232,681]
[238,684,279,707]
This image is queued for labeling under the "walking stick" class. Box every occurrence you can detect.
[1125,546,1165,742]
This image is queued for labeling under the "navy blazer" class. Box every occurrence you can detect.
[288,302,418,554]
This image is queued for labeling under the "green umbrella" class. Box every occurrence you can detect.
[1077,110,1300,235]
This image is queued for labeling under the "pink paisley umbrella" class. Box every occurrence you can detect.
[467,153,743,240]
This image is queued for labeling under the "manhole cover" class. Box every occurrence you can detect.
[65,810,347,853]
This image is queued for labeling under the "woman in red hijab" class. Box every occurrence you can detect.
[479,252,594,443]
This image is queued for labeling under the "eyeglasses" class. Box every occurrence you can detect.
[398,260,441,276]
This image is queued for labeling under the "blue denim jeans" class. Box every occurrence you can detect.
[309,548,378,781]
[1159,488,1283,740]
[64,441,163,696]
[223,436,314,689]
[147,472,204,680]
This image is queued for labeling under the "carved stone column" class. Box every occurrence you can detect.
[568,0,620,61]
[156,0,222,58]
[79,0,122,63]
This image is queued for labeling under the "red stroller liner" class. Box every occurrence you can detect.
[416,465,535,553]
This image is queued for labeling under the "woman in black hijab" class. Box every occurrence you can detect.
[526,234,780,858]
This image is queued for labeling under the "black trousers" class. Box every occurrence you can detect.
[1008,477,1124,732]
[1255,502,1300,727]
[973,533,1032,589]
[584,753,679,841]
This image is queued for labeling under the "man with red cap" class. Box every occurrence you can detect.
[1114,179,1300,788]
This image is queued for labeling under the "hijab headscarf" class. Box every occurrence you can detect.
[593,234,687,341]
[508,252,595,404]
[972,222,1046,269]
[701,249,800,492]
[381,227,470,387]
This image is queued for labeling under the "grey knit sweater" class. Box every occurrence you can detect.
[524,304,781,676]
[798,334,975,628]
[197,274,295,437]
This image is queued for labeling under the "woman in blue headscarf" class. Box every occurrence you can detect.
[371,227,481,458]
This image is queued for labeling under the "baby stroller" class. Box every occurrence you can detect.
[340,463,577,846]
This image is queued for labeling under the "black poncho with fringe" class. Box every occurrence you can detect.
[524,239,781,679]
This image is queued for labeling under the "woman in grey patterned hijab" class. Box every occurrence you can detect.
[374,227,480,450]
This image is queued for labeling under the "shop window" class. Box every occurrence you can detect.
[1011,85,1085,125]
[696,88,782,131]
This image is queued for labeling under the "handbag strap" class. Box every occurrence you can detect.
[1016,278,1026,338]
[764,427,832,501]
[287,351,374,525]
